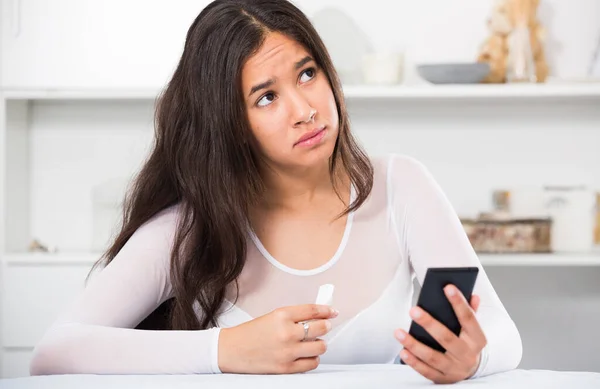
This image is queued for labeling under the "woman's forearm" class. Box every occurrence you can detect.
[30,322,222,375]
[471,304,523,378]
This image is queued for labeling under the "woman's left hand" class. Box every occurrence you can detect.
[394,285,487,384]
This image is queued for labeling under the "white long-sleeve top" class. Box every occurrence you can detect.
[29,154,522,377]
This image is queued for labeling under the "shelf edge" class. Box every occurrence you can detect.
[3,84,600,101]
[3,252,600,267]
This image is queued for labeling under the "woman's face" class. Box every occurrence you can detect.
[241,32,339,171]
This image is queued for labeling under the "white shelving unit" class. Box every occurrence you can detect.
[1,82,599,378]
[2,83,600,267]
[1,82,599,263]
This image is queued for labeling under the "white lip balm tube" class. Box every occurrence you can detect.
[315,284,334,306]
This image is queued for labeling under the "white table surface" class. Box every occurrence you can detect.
[1,364,599,389]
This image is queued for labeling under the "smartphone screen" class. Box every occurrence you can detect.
[400,266,479,363]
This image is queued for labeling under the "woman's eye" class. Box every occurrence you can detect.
[257,92,276,107]
[300,68,315,83]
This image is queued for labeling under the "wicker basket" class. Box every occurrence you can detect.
[461,218,552,253]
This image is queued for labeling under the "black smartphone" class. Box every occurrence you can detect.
[400,266,479,364]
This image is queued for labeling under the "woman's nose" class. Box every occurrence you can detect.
[290,91,316,126]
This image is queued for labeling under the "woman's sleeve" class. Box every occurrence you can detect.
[29,207,222,375]
[388,155,523,378]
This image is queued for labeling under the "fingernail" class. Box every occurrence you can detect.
[445,286,456,297]
[331,308,339,317]
[401,350,409,360]
[410,307,422,319]
[395,330,405,341]
[325,320,332,331]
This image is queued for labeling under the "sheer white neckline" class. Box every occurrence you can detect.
[249,185,356,277]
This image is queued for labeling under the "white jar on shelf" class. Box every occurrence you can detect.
[543,186,597,253]
[362,51,405,85]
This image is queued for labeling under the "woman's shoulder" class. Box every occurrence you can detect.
[128,203,183,249]
[97,205,183,281]
[368,153,443,206]
[369,153,431,183]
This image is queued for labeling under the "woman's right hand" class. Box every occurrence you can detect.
[218,304,338,374]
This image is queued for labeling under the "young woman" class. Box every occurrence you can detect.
[29,0,522,383]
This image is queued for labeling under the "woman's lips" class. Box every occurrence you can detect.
[294,126,327,147]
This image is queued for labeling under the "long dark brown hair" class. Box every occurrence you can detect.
[90,0,373,330]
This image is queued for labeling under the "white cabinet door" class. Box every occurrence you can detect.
[1,264,93,348]
[1,0,208,89]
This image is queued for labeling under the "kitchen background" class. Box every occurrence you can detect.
[1,0,599,378]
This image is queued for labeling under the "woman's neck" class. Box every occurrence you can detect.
[259,160,349,212]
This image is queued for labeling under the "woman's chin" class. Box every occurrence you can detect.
[267,150,331,173]
[294,140,336,168]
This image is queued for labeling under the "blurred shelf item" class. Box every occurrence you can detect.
[478,252,600,266]
[3,82,600,101]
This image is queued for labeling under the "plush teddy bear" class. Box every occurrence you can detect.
[528,0,549,82]
[477,0,512,83]
[477,0,548,83]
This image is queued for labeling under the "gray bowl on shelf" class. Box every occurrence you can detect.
[417,62,491,84]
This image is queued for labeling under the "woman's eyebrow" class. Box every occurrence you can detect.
[294,55,313,70]
[249,79,276,97]
[248,56,314,98]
